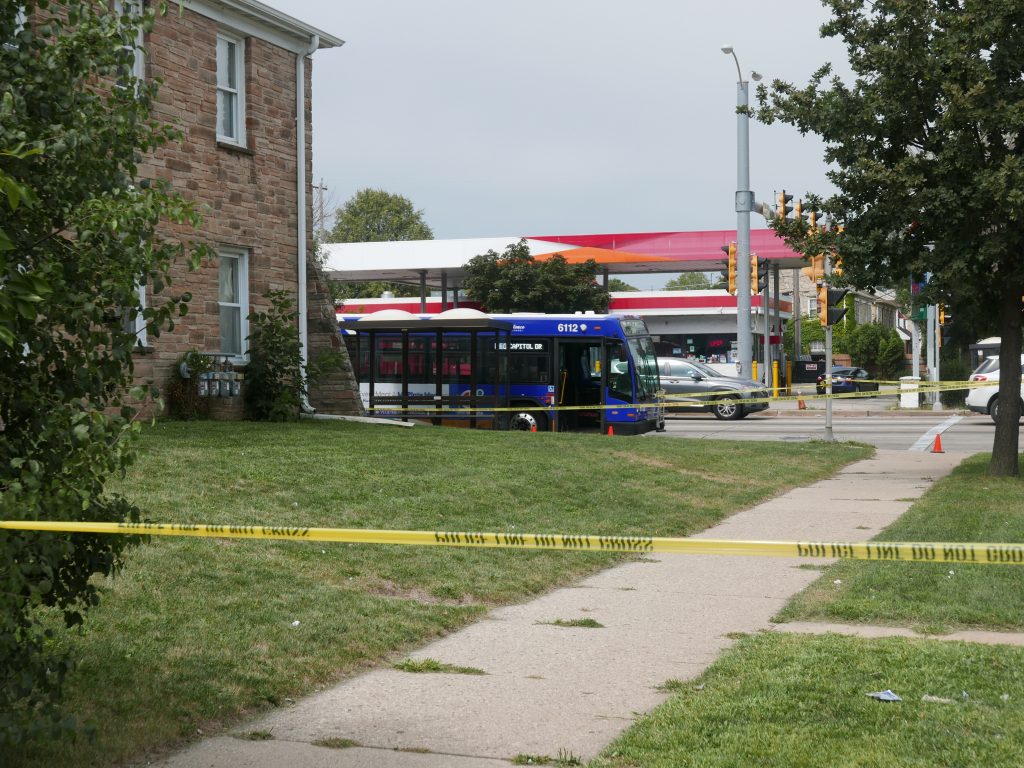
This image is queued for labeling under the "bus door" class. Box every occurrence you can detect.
[601,339,635,431]
[555,340,602,430]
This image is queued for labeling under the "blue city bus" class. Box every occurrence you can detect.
[339,309,664,435]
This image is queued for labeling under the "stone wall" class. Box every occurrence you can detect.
[126,6,356,418]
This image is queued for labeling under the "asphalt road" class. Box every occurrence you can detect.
[657,412,1006,453]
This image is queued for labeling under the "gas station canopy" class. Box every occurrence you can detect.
[321,230,808,290]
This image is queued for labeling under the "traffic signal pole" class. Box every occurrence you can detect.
[762,270,771,386]
[823,253,835,441]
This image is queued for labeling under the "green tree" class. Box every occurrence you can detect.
[462,240,610,313]
[846,323,886,369]
[664,272,712,291]
[1,3,207,745]
[245,291,339,421]
[327,188,433,300]
[607,278,638,292]
[329,188,433,243]
[877,333,908,380]
[756,0,1024,476]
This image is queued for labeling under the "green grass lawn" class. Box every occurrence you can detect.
[777,453,1024,633]
[595,452,1024,768]
[594,632,1024,768]
[10,421,870,768]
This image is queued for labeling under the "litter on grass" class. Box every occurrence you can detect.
[921,694,954,704]
[867,690,902,702]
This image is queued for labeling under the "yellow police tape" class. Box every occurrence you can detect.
[1,520,1022,565]
[366,378,980,414]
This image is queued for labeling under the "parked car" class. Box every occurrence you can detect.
[815,366,879,395]
[965,355,1024,423]
[657,358,770,420]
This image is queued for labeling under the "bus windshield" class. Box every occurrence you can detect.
[628,335,660,399]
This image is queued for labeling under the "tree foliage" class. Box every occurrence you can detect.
[462,240,610,314]
[664,272,712,291]
[328,188,432,243]
[607,278,638,292]
[327,188,433,300]
[755,0,1024,475]
[1,2,208,745]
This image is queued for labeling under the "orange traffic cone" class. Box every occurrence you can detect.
[530,423,537,433]
[607,425,614,436]
[931,433,944,453]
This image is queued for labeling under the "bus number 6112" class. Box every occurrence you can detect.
[556,323,581,333]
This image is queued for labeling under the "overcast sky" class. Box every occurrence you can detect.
[263,1,853,288]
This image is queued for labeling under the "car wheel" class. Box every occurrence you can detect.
[510,410,547,432]
[712,398,743,420]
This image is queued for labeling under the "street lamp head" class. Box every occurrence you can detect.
[751,70,763,82]
[720,44,734,54]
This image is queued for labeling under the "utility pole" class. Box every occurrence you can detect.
[313,178,329,240]
[722,46,761,380]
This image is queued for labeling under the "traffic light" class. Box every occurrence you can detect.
[777,190,793,220]
[722,242,737,295]
[832,255,843,277]
[801,253,825,283]
[816,284,849,327]
[794,199,804,223]
[807,205,822,232]
[752,256,769,293]
[939,303,946,325]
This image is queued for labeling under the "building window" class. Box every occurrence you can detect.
[216,32,245,146]
[114,0,145,74]
[130,283,148,348]
[218,249,249,359]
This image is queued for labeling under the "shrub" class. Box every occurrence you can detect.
[244,291,341,421]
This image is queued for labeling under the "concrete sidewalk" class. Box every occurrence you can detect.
[159,450,966,768]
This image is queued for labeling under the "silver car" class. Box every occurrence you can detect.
[658,358,770,420]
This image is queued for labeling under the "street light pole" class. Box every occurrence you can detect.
[722,46,759,380]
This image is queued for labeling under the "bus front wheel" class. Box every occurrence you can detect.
[510,410,548,432]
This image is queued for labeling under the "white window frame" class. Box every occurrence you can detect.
[109,0,145,93]
[4,8,26,50]
[218,248,249,361]
[131,282,148,348]
[216,32,246,147]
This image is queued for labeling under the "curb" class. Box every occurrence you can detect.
[756,409,966,418]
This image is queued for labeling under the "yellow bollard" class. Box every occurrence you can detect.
[786,360,793,396]
[772,360,780,398]
[752,360,758,381]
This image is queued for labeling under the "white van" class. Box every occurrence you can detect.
[965,354,1024,422]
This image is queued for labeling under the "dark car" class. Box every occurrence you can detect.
[815,366,878,395]
[658,358,770,420]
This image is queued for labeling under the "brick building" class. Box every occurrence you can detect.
[128,0,359,417]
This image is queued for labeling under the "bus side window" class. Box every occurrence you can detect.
[510,354,550,384]
[607,341,632,402]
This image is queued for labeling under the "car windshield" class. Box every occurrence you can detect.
[831,367,855,377]
[687,360,721,377]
